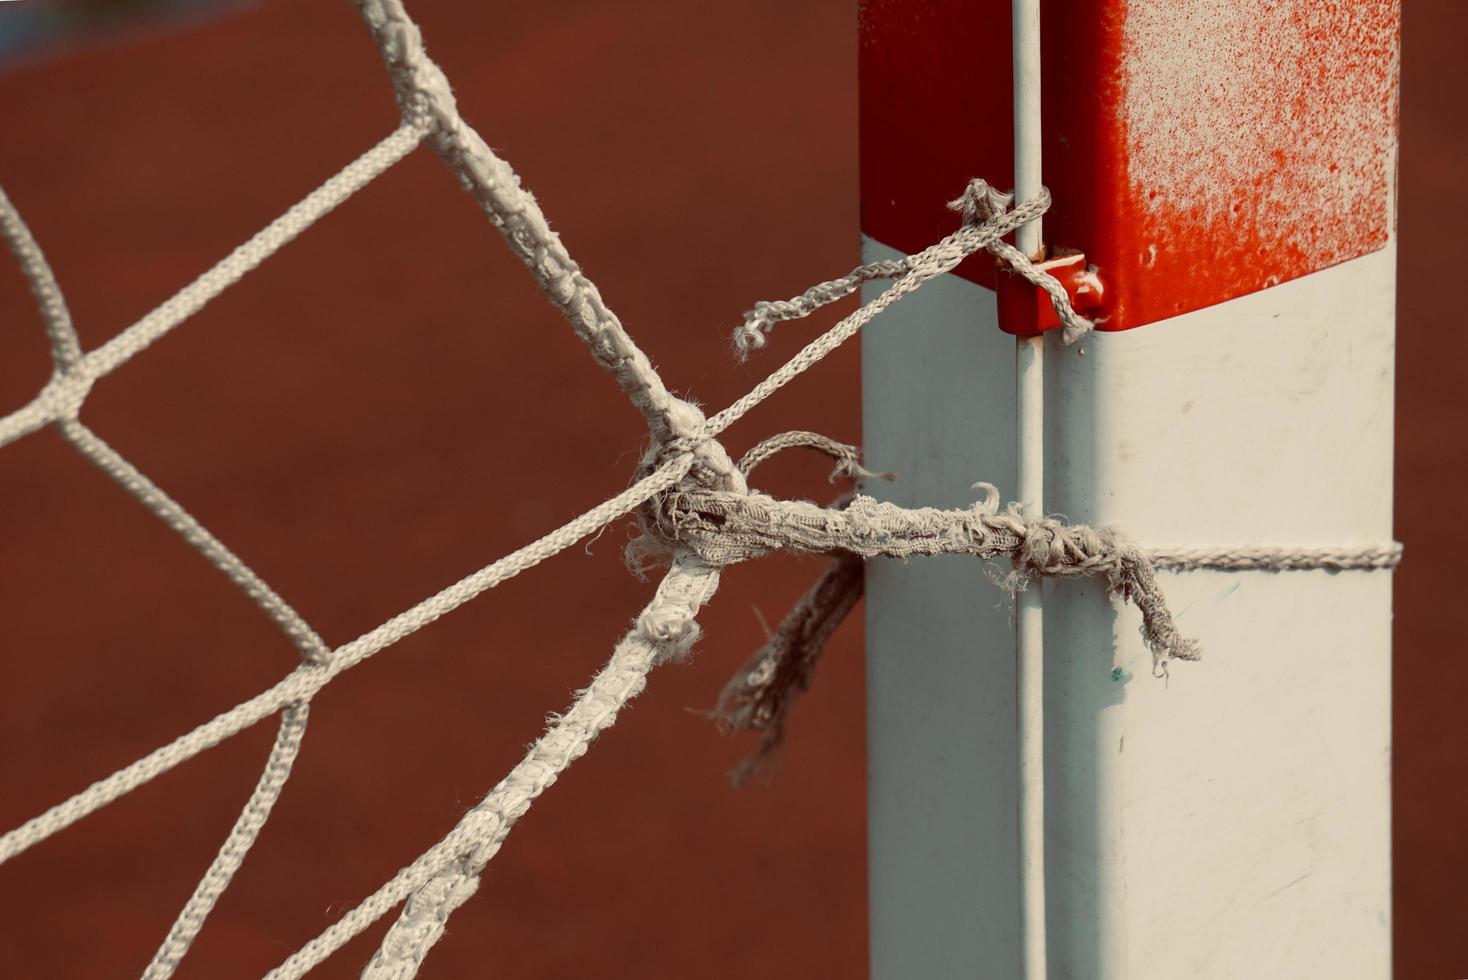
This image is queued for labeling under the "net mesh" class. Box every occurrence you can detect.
[0,1,1401,976]
[0,2,1047,972]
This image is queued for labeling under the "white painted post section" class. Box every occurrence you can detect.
[863,243,1395,980]
[863,250,1022,977]
[861,2,1397,971]
[1043,248,1395,977]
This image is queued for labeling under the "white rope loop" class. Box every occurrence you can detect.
[737,429,892,484]
[949,181,1095,344]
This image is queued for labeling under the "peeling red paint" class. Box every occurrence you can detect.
[858,0,1400,331]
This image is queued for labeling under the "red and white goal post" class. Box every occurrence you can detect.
[859,1,1399,977]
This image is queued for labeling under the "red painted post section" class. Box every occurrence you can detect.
[859,0,1400,332]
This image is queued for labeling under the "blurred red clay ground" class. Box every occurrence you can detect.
[0,1,1463,978]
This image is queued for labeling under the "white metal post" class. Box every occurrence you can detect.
[863,242,1022,979]
[862,244,1396,980]
[861,2,1397,976]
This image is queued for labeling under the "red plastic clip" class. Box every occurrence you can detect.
[995,249,1106,336]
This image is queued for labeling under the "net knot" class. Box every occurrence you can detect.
[635,591,706,664]
[948,178,1024,228]
[950,180,1094,343]
[651,401,745,495]
[1012,514,1119,581]
[356,0,459,133]
[1003,512,1201,670]
[625,400,748,577]
[36,370,93,423]
[730,176,1085,358]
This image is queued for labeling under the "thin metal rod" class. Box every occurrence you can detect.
[1012,0,1048,977]
[1014,336,1046,980]
[1013,0,1043,261]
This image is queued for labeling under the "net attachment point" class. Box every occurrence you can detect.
[996,249,1106,336]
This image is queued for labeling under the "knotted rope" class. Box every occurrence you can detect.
[654,483,1200,668]
[0,0,1401,977]
[734,180,1095,354]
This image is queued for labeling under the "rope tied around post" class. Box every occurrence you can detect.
[653,481,1200,672]
[680,475,1199,779]
[733,178,1094,354]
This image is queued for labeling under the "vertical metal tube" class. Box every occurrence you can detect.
[1012,0,1044,261]
[1012,1,1047,978]
[1014,338,1046,980]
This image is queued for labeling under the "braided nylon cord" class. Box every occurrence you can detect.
[0,1,1402,976]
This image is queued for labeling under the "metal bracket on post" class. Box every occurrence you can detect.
[996,250,1106,336]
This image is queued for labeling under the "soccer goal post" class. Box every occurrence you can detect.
[859,1,1400,977]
